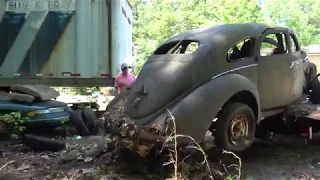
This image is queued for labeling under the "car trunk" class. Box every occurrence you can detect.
[125,54,193,119]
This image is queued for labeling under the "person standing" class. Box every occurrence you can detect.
[114,63,136,94]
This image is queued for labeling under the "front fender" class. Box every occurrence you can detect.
[152,73,261,142]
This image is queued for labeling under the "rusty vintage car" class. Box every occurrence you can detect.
[105,23,319,153]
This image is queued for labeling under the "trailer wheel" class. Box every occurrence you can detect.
[70,109,90,136]
[83,108,98,135]
[309,74,320,104]
[214,102,256,152]
[22,134,66,152]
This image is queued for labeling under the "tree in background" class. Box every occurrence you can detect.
[130,0,320,74]
[262,0,320,45]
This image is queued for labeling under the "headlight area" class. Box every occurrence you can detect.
[26,107,66,116]
[26,109,50,116]
[24,107,70,124]
[23,107,70,130]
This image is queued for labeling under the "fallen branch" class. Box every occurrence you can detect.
[0,160,15,171]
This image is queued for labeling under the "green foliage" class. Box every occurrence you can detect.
[60,117,70,125]
[130,0,320,75]
[71,87,101,96]
[262,0,320,45]
[0,112,30,140]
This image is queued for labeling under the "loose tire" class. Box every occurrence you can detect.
[309,74,320,104]
[22,134,66,152]
[82,108,98,135]
[214,102,256,152]
[305,62,317,91]
[70,109,90,136]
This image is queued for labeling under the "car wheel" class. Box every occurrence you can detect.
[22,134,66,152]
[214,102,256,152]
[305,62,317,90]
[309,74,320,104]
[82,108,98,135]
[70,109,90,136]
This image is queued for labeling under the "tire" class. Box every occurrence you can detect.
[305,62,317,89]
[214,102,256,152]
[309,74,320,104]
[105,89,128,111]
[8,92,35,103]
[82,108,98,135]
[70,109,90,136]
[22,134,66,152]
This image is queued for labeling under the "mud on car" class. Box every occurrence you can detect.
[105,23,319,153]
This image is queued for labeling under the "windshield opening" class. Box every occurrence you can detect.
[154,40,200,55]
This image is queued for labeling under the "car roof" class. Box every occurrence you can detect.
[161,23,292,45]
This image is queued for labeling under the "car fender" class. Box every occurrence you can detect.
[152,73,261,143]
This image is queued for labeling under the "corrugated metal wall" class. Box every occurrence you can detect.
[111,0,133,77]
[0,0,133,80]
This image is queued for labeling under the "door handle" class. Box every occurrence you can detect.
[289,62,295,68]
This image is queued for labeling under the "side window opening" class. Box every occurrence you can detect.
[260,32,288,56]
[154,40,200,55]
[289,34,299,52]
[227,38,255,61]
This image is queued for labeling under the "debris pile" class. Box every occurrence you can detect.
[103,93,165,157]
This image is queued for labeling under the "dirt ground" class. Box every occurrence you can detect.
[2,89,320,180]
[1,133,320,180]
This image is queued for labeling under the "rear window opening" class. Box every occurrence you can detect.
[154,40,200,55]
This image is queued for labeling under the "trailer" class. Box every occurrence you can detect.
[0,0,132,87]
[0,0,133,135]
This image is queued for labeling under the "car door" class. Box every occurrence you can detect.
[256,28,295,110]
[287,32,305,101]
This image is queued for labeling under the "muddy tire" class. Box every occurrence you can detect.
[70,109,90,136]
[22,134,66,152]
[214,102,256,152]
[8,92,35,103]
[309,74,320,104]
[10,85,59,101]
[82,108,98,135]
[106,89,128,111]
[305,62,317,90]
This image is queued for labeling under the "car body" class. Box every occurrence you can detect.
[107,23,317,152]
[0,95,71,131]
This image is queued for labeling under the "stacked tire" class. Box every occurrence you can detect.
[69,108,99,136]
[22,108,100,152]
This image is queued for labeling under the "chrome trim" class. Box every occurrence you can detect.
[49,107,65,113]
[29,116,70,122]
[211,64,258,79]
[33,110,51,114]
[289,62,295,68]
